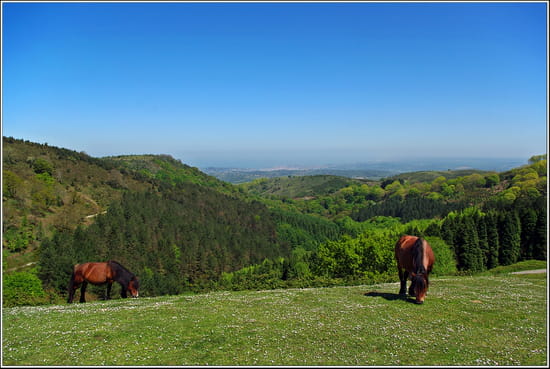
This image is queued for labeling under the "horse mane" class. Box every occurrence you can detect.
[412,237,427,275]
[108,260,135,278]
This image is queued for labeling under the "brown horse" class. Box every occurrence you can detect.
[67,261,139,303]
[395,235,435,304]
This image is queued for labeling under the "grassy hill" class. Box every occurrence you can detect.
[2,270,546,366]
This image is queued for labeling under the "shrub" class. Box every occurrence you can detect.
[3,271,47,307]
[426,236,457,276]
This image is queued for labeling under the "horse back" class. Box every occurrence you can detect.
[395,235,418,271]
[74,262,114,285]
[395,235,435,273]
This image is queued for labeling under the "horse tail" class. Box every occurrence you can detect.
[412,237,427,275]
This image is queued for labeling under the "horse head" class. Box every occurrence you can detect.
[411,272,429,304]
[128,276,140,298]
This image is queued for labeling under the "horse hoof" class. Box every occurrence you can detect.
[415,300,424,305]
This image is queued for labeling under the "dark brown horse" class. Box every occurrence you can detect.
[67,261,139,303]
[395,235,435,304]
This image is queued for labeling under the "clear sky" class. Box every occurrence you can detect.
[2,1,548,168]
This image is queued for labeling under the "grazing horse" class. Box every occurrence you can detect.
[67,261,139,303]
[395,235,435,304]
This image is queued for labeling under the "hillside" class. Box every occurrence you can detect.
[239,175,372,199]
[384,169,494,184]
[2,137,547,307]
[106,154,235,193]
[2,137,344,303]
[2,137,268,275]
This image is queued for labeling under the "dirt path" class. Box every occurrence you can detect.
[6,261,38,273]
[510,269,547,275]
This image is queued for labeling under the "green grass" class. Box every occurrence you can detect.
[2,274,547,366]
[479,259,547,275]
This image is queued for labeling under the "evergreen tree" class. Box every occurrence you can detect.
[455,216,483,272]
[475,213,489,269]
[498,211,521,266]
[519,208,538,260]
[485,211,500,269]
[533,209,547,260]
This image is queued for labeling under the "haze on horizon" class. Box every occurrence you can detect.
[2,2,547,169]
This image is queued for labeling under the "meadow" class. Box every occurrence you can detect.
[2,272,547,366]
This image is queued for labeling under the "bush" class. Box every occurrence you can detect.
[32,158,54,175]
[426,236,457,276]
[3,271,48,307]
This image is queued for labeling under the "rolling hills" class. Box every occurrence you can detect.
[2,137,547,307]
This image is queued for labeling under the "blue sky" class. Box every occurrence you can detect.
[2,1,547,168]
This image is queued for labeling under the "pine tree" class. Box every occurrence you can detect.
[533,209,547,260]
[475,213,489,270]
[499,211,521,266]
[456,216,483,272]
[485,211,500,269]
[519,208,537,260]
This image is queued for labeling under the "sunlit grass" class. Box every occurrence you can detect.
[2,274,546,366]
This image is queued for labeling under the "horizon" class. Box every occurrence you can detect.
[2,2,548,168]
[2,135,532,173]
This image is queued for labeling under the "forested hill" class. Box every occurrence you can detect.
[3,137,235,246]
[2,137,547,306]
[3,138,283,287]
[240,175,374,199]
[2,137,340,302]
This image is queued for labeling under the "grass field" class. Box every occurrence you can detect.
[2,272,547,366]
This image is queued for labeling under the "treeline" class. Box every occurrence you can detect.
[433,202,547,272]
[218,229,458,292]
[218,199,546,291]
[219,158,547,291]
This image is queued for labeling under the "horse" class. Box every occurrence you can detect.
[395,235,435,304]
[67,260,139,303]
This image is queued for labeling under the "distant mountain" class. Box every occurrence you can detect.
[202,167,394,184]
[202,158,526,184]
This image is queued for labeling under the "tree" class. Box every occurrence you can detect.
[484,174,500,188]
[499,211,521,266]
[533,210,547,260]
[485,211,500,269]
[475,213,489,269]
[455,216,483,272]
[519,208,538,260]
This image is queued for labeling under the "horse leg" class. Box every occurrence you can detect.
[119,283,128,298]
[68,283,79,304]
[408,278,416,297]
[398,268,408,295]
[67,275,77,303]
[106,282,112,300]
[79,281,88,303]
